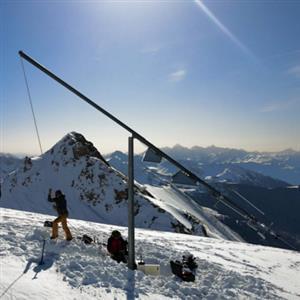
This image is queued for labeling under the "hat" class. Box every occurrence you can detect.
[111,230,121,238]
[55,190,63,197]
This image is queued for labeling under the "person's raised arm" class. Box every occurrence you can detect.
[48,189,53,202]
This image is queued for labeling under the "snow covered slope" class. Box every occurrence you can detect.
[144,184,242,242]
[205,165,288,188]
[1,208,300,300]
[0,132,239,240]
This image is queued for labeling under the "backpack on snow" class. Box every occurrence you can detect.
[170,260,195,282]
[182,254,198,270]
[170,254,197,282]
[44,220,53,228]
[81,234,93,244]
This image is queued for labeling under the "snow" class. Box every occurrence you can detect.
[1,132,240,240]
[144,184,242,242]
[1,208,300,300]
[287,185,300,189]
[2,257,86,300]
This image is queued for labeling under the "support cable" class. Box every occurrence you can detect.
[227,187,297,250]
[20,57,43,155]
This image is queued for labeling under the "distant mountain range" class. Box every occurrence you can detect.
[161,144,300,185]
[105,149,292,189]
[2,144,299,186]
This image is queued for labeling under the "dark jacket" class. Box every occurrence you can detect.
[48,194,68,216]
[107,236,127,255]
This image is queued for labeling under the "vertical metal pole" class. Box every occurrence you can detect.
[128,135,135,270]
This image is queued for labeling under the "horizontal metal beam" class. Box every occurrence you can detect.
[18,50,255,222]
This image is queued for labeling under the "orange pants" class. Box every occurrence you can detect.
[52,214,72,240]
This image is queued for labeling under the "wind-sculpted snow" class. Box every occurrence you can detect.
[1,209,300,299]
[144,184,243,242]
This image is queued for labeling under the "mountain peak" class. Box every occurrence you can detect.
[173,144,187,150]
[47,132,109,166]
[277,148,298,155]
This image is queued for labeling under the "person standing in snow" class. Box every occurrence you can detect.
[48,189,72,241]
[107,230,128,263]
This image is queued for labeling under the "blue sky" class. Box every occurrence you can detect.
[1,0,300,155]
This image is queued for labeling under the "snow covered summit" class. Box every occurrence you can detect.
[0,132,239,240]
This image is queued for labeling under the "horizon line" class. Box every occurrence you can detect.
[2,144,299,158]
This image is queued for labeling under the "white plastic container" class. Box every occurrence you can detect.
[137,263,160,276]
